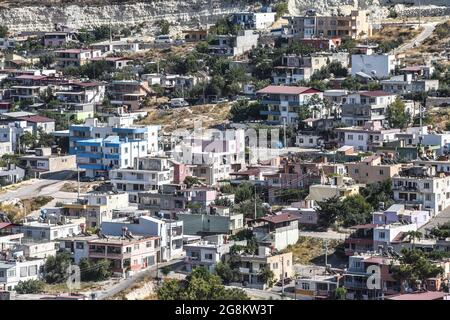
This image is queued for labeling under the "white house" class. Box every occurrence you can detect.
[0,256,45,291]
[351,54,396,79]
[100,215,183,261]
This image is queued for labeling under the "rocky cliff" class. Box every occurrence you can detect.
[0,0,448,33]
[0,0,264,32]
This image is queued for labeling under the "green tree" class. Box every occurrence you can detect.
[258,267,275,288]
[78,258,112,282]
[342,76,362,91]
[391,249,444,292]
[184,176,201,188]
[19,131,37,151]
[0,25,8,38]
[156,267,249,300]
[405,231,422,249]
[316,196,346,229]
[229,100,262,122]
[274,2,289,20]
[213,197,233,207]
[215,262,234,284]
[157,20,170,35]
[44,252,72,284]
[386,97,411,129]
[341,194,373,227]
[333,287,347,300]
[14,279,45,294]
[234,182,254,203]
[37,128,55,147]
[361,179,394,210]
[38,54,55,68]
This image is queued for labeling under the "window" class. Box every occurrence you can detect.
[124,147,129,154]
[204,253,213,260]
[358,135,364,141]
[7,269,16,277]
[146,241,152,248]
[347,134,353,140]
[424,182,430,189]
[301,282,310,290]
[379,232,386,239]
[28,265,37,276]
[425,194,431,201]
[272,262,278,269]
[126,247,132,253]
[20,266,28,277]
[134,244,140,250]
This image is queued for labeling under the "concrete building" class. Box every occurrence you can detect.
[335,122,400,152]
[62,192,130,228]
[231,9,276,30]
[12,217,84,242]
[87,234,160,277]
[272,54,328,85]
[345,155,403,184]
[0,141,12,157]
[258,85,323,124]
[73,136,148,178]
[0,121,33,151]
[19,148,76,173]
[184,234,238,272]
[110,156,174,202]
[43,32,76,47]
[54,81,106,120]
[351,54,396,79]
[250,214,299,251]
[236,247,293,290]
[0,256,45,291]
[381,74,439,94]
[340,91,398,127]
[100,215,183,261]
[178,208,244,236]
[107,80,155,111]
[372,204,431,228]
[286,10,372,39]
[392,165,450,215]
[0,164,26,185]
[15,115,55,134]
[208,30,259,57]
[55,48,102,68]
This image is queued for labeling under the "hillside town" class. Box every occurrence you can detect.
[1,0,450,302]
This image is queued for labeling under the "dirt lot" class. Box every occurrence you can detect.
[282,236,344,265]
[137,103,232,133]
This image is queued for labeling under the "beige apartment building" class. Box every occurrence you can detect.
[346,155,403,184]
[287,10,372,40]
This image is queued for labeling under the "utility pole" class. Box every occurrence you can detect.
[281,256,285,296]
[283,118,287,150]
[418,0,422,28]
[77,165,80,198]
[254,183,257,219]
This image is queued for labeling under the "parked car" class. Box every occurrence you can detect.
[211,97,229,104]
[154,35,173,44]
[275,278,292,286]
[80,176,94,182]
[174,39,186,45]
[170,98,189,108]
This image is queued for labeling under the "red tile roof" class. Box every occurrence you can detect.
[360,90,393,97]
[16,115,55,123]
[387,291,445,300]
[257,85,321,95]
[258,213,298,224]
[0,222,12,229]
[15,75,47,81]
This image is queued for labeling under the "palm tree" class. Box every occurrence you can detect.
[405,230,422,249]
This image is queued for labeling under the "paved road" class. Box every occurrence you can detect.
[0,170,76,202]
[299,230,348,241]
[228,286,291,300]
[391,22,438,54]
[95,258,185,300]
[419,206,450,234]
